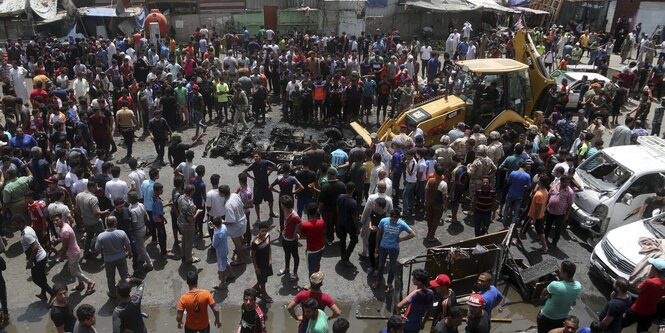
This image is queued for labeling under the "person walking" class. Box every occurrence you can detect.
[147,109,171,165]
[53,213,96,295]
[116,100,139,160]
[300,203,327,277]
[232,82,250,132]
[176,271,221,332]
[177,184,203,264]
[544,176,574,250]
[372,210,415,292]
[536,260,582,333]
[95,216,132,299]
[337,182,359,267]
[18,215,54,303]
[112,278,147,333]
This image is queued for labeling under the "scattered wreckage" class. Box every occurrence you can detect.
[203,125,346,165]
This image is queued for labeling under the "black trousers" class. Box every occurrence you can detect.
[337,223,358,262]
[31,258,53,296]
[153,138,167,161]
[282,238,300,273]
[0,271,7,313]
[537,312,563,333]
[544,212,565,247]
[120,128,134,157]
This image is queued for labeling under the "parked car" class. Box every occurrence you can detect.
[572,136,665,237]
[589,211,665,290]
[555,72,610,109]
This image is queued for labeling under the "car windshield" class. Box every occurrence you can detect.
[577,151,632,190]
[645,215,665,238]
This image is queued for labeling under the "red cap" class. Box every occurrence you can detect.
[192,84,200,90]
[429,274,451,288]
[467,293,484,307]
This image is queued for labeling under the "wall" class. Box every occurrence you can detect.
[634,1,665,38]
[0,19,35,39]
[610,0,641,33]
[365,8,485,41]
[245,0,320,10]
[278,9,321,32]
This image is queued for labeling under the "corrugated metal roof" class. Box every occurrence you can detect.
[0,0,26,16]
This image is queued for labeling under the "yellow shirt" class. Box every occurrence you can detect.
[579,34,589,48]
[363,161,374,184]
[116,107,135,128]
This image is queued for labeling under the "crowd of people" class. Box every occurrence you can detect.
[0,17,664,333]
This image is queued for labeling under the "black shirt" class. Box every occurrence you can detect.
[112,280,147,333]
[433,321,459,333]
[50,304,76,332]
[305,149,326,173]
[318,180,346,209]
[148,117,171,139]
[336,194,357,230]
[465,311,490,333]
[295,169,316,200]
[168,142,191,166]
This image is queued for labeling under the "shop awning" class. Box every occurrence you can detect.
[30,0,57,20]
[405,0,516,13]
[77,6,142,17]
[0,0,26,17]
[512,6,549,14]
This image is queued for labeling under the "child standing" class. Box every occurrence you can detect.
[251,222,273,303]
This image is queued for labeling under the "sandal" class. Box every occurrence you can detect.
[385,286,394,293]
[277,269,287,276]
[289,275,299,282]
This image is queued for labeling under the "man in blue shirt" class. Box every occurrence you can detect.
[211,217,234,290]
[9,127,37,152]
[140,168,159,243]
[503,160,531,228]
[427,53,441,83]
[330,144,349,178]
[475,272,503,317]
[373,210,415,292]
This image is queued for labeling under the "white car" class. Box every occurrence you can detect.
[589,212,665,291]
[555,72,610,109]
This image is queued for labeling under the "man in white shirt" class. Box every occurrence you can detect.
[72,72,89,102]
[359,181,393,258]
[127,158,146,202]
[369,154,385,195]
[466,40,477,60]
[420,42,432,79]
[175,150,197,185]
[105,166,129,202]
[402,151,418,217]
[206,174,226,242]
[220,185,247,266]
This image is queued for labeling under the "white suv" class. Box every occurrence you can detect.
[572,136,665,237]
[589,212,665,289]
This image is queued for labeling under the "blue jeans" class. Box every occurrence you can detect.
[377,247,400,286]
[307,250,323,276]
[402,181,416,214]
[503,196,523,228]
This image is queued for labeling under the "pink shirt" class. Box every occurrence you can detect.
[546,184,574,216]
[59,223,81,260]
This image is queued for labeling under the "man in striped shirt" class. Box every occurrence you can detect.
[472,177,497,237]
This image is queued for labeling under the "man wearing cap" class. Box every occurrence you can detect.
[287,272,341,327]
[428,274,457,330]
[466,293,490,333]
[537,260,582,333]
[622,258,665,332]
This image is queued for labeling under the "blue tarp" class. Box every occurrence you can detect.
[368,0,388,7]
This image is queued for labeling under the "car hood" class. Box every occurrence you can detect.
[574,189,602,213]
[605,221,654,264]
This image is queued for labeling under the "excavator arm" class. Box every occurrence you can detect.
[513,29,556,120]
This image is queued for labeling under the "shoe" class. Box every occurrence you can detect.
[191,257,201,263]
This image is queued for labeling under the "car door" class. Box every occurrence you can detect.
[609,172,665,233]
[567,81,581,109]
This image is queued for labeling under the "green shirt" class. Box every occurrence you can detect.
[175,86,188,105]
[540,280,582,320]
[2,176,32,204]
[306,310,329,333]
[216,82,229,103]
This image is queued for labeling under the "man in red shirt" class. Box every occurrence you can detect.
[299,203,326,276]
[30,81,49,108]
[120,58,133,86]
[622,258,665,332]
[286,272,341,329]
[88,106,113,153]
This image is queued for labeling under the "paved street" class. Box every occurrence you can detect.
[0,52,653,332]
